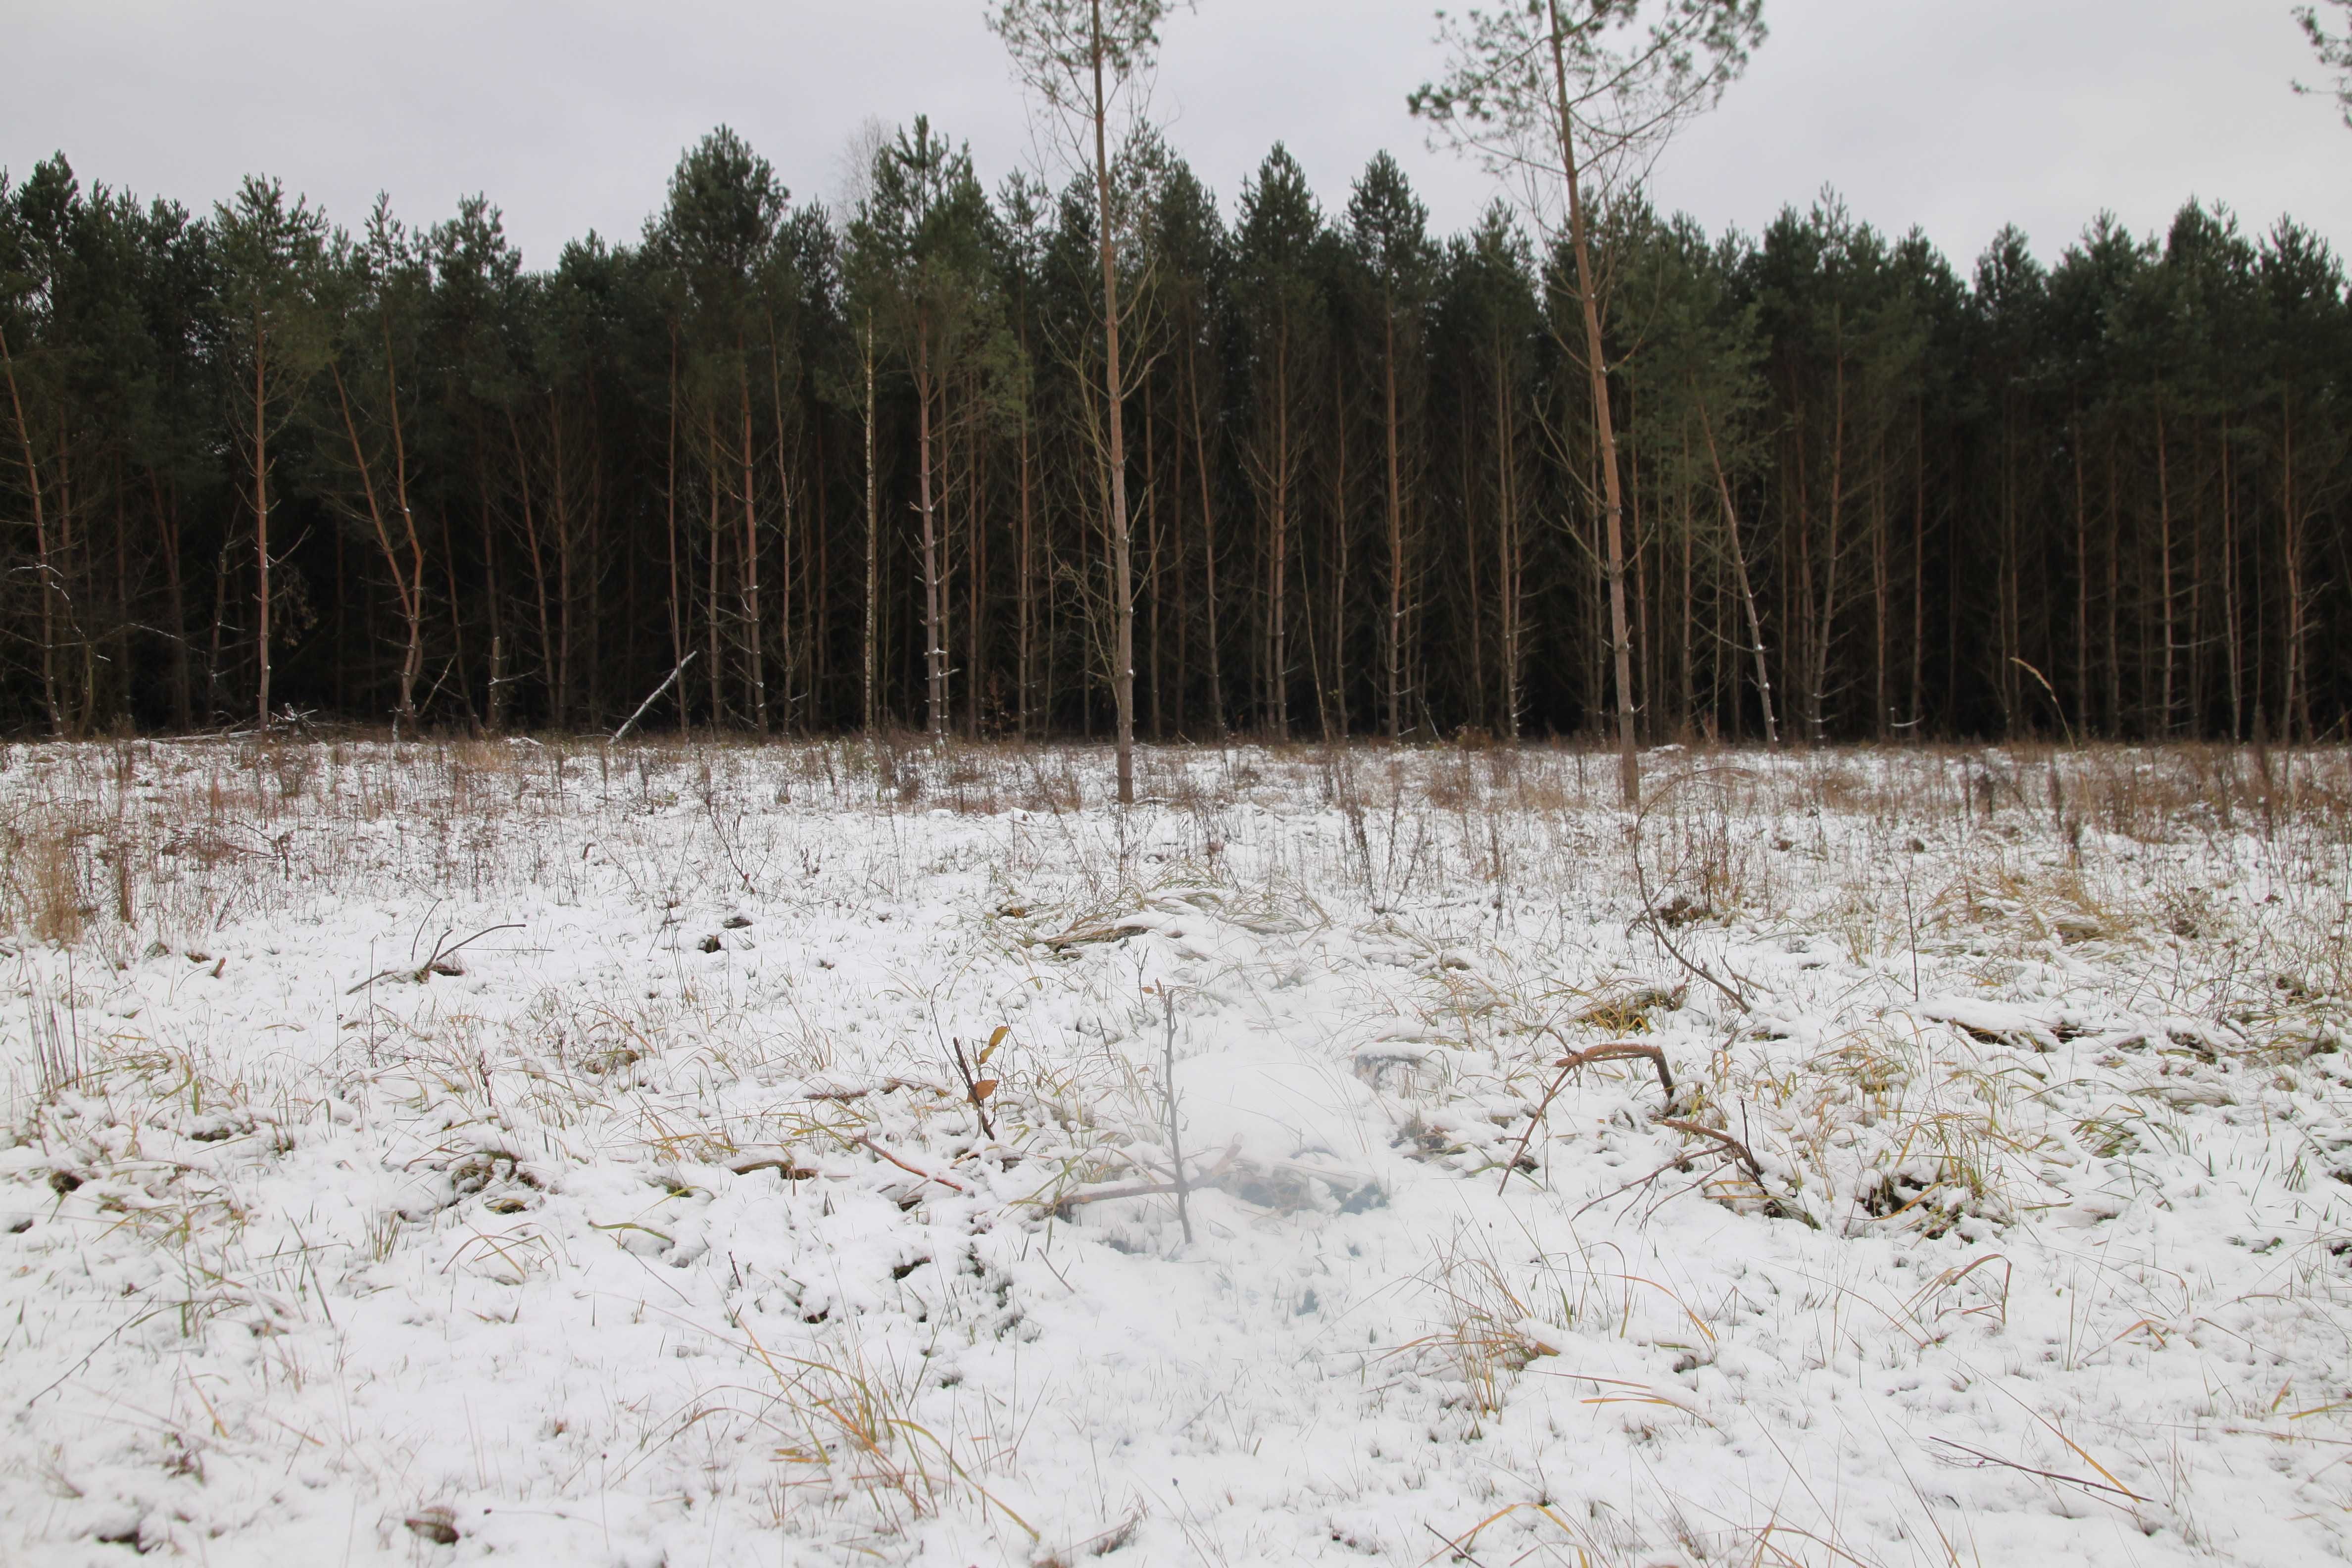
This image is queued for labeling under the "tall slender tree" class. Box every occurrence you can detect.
[1415,0,1766,799]
[989,0,1190,803]
[214,176,330,730]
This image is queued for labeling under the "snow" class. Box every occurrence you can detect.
[2,737,2350,1566]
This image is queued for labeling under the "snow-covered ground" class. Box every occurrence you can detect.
[2,737,2350,1567]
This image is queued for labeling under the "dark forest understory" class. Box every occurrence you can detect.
[3,130,2347,745]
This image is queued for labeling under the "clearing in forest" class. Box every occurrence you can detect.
[1,738,2348,1567]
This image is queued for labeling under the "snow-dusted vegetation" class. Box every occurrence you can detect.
[2,737,2350,1566]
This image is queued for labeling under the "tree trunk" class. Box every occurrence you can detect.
[1090,0,1138,803]
[1496,335,1522,740]
[768,325,797,735]
[2283,389,2308,741]
[1545,0,1637,803]
[151,470,193,730]
[740,356,767,735]
[917,331,946,740]
[253,315,273,731]
[2157,401,2176,735]
[509,409,556,729]
[668,331,687,734]
[1188,334,1225,735]
[0,326,63,735]
[863,319,881,734]
[1384,308,1405,742]
[1699,395,1776,747]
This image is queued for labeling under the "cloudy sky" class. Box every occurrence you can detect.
[4,0,2343,273]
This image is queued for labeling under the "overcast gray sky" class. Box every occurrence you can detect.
[3,1,2343,274]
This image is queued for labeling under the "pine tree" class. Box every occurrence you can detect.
[1415,0,1766,799]
[214,175,331,731]
[988,0,1189,802]
[1347,153,1435,740]
[2298,2,2352,125]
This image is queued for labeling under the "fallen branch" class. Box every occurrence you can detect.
[611,650,698,743]
[799,1078,941,1104]
[1925,1436,2146,1503]
[1050,1139,1241,1219]
[847,1135,964,1195]
[730,1160,821,1180]
[1655,1117,1767,1186]
[345,923,523,995]
[1499,1040,1675,1193]
[1568,1152,1697,1222]
[1656,1116,1820,1229]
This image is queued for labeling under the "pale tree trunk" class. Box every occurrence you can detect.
[1323,354,1346,741]
[388,337,426,726]
[1545,0,1637,803]
[667,332,686,735]
[551,402,573,729]
[1808,349,1847,743]
[705,409,723,730]
[2283,390,2309,741]
[1698,394,1776,747]
[1269,327,1291,739]
[1383,309,1406,741]
[151,470,194,730]
[1187,335,1225,735]
[2157,403,2176,735]
[331,359,423,727]
[482,451,508,734]
[508,409,556,729]
[739,357,767,735]
[917,333,946,740]
[1462,402,1483,722]
[2073,408,2091,737]
[1496,339,1522,739]
[1089,0,1138,804]
[1143,382,1160,737]
[768,327,796,734]
[1912,408,1927,735]
[253,315,273,732]
[863,320,882,735]
[1871,436,1888,739]
[0,326,63,735]
[2221,422,2241,740]
[1019,366,1038,736]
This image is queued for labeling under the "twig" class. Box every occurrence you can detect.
[1624,778,1751,1012]
[1569,1152,1700,1222]
[947,1033,999,1141]
[1163,988,1193,1244]
[1656,1116,1821,1229]
[1655,1118,1767,1186]
[1498,1040,1674,1194]
[344,923,523,994]
[730,1160,821,1180]
[1422,1522,1498,1568]
[847,1136,964,1195]
[799,1078,939,1104]
[1051,1139,1241,1219]
[1925,1436,2146,1502]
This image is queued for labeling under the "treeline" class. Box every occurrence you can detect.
[2,127,2348,743]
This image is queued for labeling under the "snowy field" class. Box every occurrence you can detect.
[2,737,2350,1567]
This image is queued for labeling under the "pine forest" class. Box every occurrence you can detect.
[5,126,2347,747]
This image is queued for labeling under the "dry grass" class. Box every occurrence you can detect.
[2,735,2348,1563]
